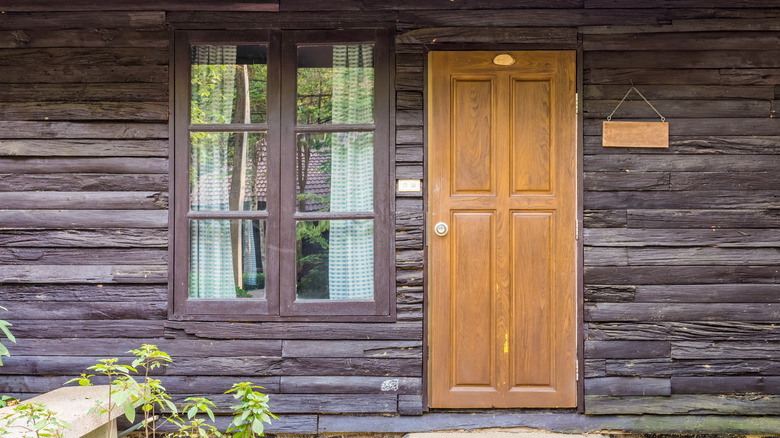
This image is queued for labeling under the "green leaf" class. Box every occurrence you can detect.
[123,401,136,423]
[188,405,197,419]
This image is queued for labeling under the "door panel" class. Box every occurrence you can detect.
[429,51,576,408]
[452,78,494,194]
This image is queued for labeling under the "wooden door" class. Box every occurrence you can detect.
[428,51,577,408]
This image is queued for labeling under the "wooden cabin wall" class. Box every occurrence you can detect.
[0,2,778,432]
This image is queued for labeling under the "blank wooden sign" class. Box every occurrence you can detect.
[602,121,669,148]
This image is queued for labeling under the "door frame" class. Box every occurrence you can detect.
[421,44,584,412]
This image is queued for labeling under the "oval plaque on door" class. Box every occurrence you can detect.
[493,54,516,66]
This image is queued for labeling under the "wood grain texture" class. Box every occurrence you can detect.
[585,394,780,415]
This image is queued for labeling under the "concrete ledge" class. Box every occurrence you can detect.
[0,385,128,438]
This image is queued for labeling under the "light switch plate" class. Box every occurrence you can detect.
[397,179,422,192]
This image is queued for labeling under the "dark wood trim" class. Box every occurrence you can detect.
[168,28,176,321]
[189,123,269,132]
[172,30,191,317]
[295,124,375,133]
[293,212,376,220]
[576,42,585,415]
[421,44,430,414]
[187,30,271,44]
[187,211,271,219]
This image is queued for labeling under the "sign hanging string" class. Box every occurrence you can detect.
[606,86,666,122]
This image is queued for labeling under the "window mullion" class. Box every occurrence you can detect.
[279,31,299,316]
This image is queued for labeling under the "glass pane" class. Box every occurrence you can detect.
[190,219,267,299]
[297,44,374,125]
[191,45,268,124]
[190,132,268,211]
[296,219,374,300]
[294,132,373,213]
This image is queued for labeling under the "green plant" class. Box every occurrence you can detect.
[169,397,221,438]
[225,382,277,437]
[130,344,178,438]
[0,401,71,438]
[0,305,16,366]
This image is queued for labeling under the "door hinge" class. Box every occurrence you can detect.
[575,92,579,115]
[575,219,579,240]
[576,358,579,381]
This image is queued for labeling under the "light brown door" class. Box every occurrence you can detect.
[428,51,577,408]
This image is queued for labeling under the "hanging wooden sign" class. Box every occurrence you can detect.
[602,86,668,148]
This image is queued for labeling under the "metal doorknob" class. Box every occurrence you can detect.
[434,222,449,237]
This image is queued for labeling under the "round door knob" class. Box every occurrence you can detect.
[434,222,449,237]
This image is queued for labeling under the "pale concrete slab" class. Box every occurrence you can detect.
[0,385,132,438]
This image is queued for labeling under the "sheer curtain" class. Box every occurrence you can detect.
[189,46,238,298]
[328,45,375,300]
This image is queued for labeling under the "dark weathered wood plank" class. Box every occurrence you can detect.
[585,394,780,415]
[0,248,168,265]
[720,68,780,85]
[624,247,780,266]
[0,210,168,229]
[10,319,165,338]
[396,146,423,163]
[585,68,720,85]
[584,340,671,359]
[0,191,168,209]
[0,65,167,83]
[586,303,780,322]
[2,301,166,320]
[672,376,780,394]
[586,322,670,341]
[0,12,166,30]
[6,339,281,357]
[584,247,627,266]
[0,158,167,174]
[369,0,585,10]
[398,9,670,28]
[584,210,627,228]
[625,209,780,229]
[634,284,780,303]
[584,135,780,155]
[396,91,422,111]
[280,376,421,394]
[604,359,780,377]
[1,375,280,394]
[585,359,607,378]
[583,31,780,51]
[586,50,780,69]
[673,341,780,359]
[282,341,421,358]
[585,228,780,247]
[584,285,636,303]
[584,172,670,191]
[0,228,167,247]
[0,265,167,284]
[585,99,769,119]
[585,190,779,209]
[0,139,168,156]
[0,47,168,66]
[0,83,168,102]
[172,393,397,415]
[396,250,423,269]
[0,29,168,48]
[586,266,780,285]
[589,321,780,341]
[585,155,780,172]
[0,1,278,12]
[0,102,168,121]
[585,377,671,396]
[167,11,397,29]
[583,84,775,100]
[0,174,168,192]
[0,284,166,301]
[670,172,780,191]
[165,321,423,340]
[397,27,577,45]
[166,357,421,377]
[0,122,167,139]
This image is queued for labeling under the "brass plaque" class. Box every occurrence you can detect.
[602,121,669,148]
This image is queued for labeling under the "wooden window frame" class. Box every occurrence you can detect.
[172,28,394,322]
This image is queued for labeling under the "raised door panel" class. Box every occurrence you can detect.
[511,80,552,194]
[452,78,494,195]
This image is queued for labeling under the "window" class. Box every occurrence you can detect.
[172,30,393,320]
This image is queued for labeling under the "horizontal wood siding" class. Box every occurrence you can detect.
[580,8,780,415]
[0,2,779,433]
